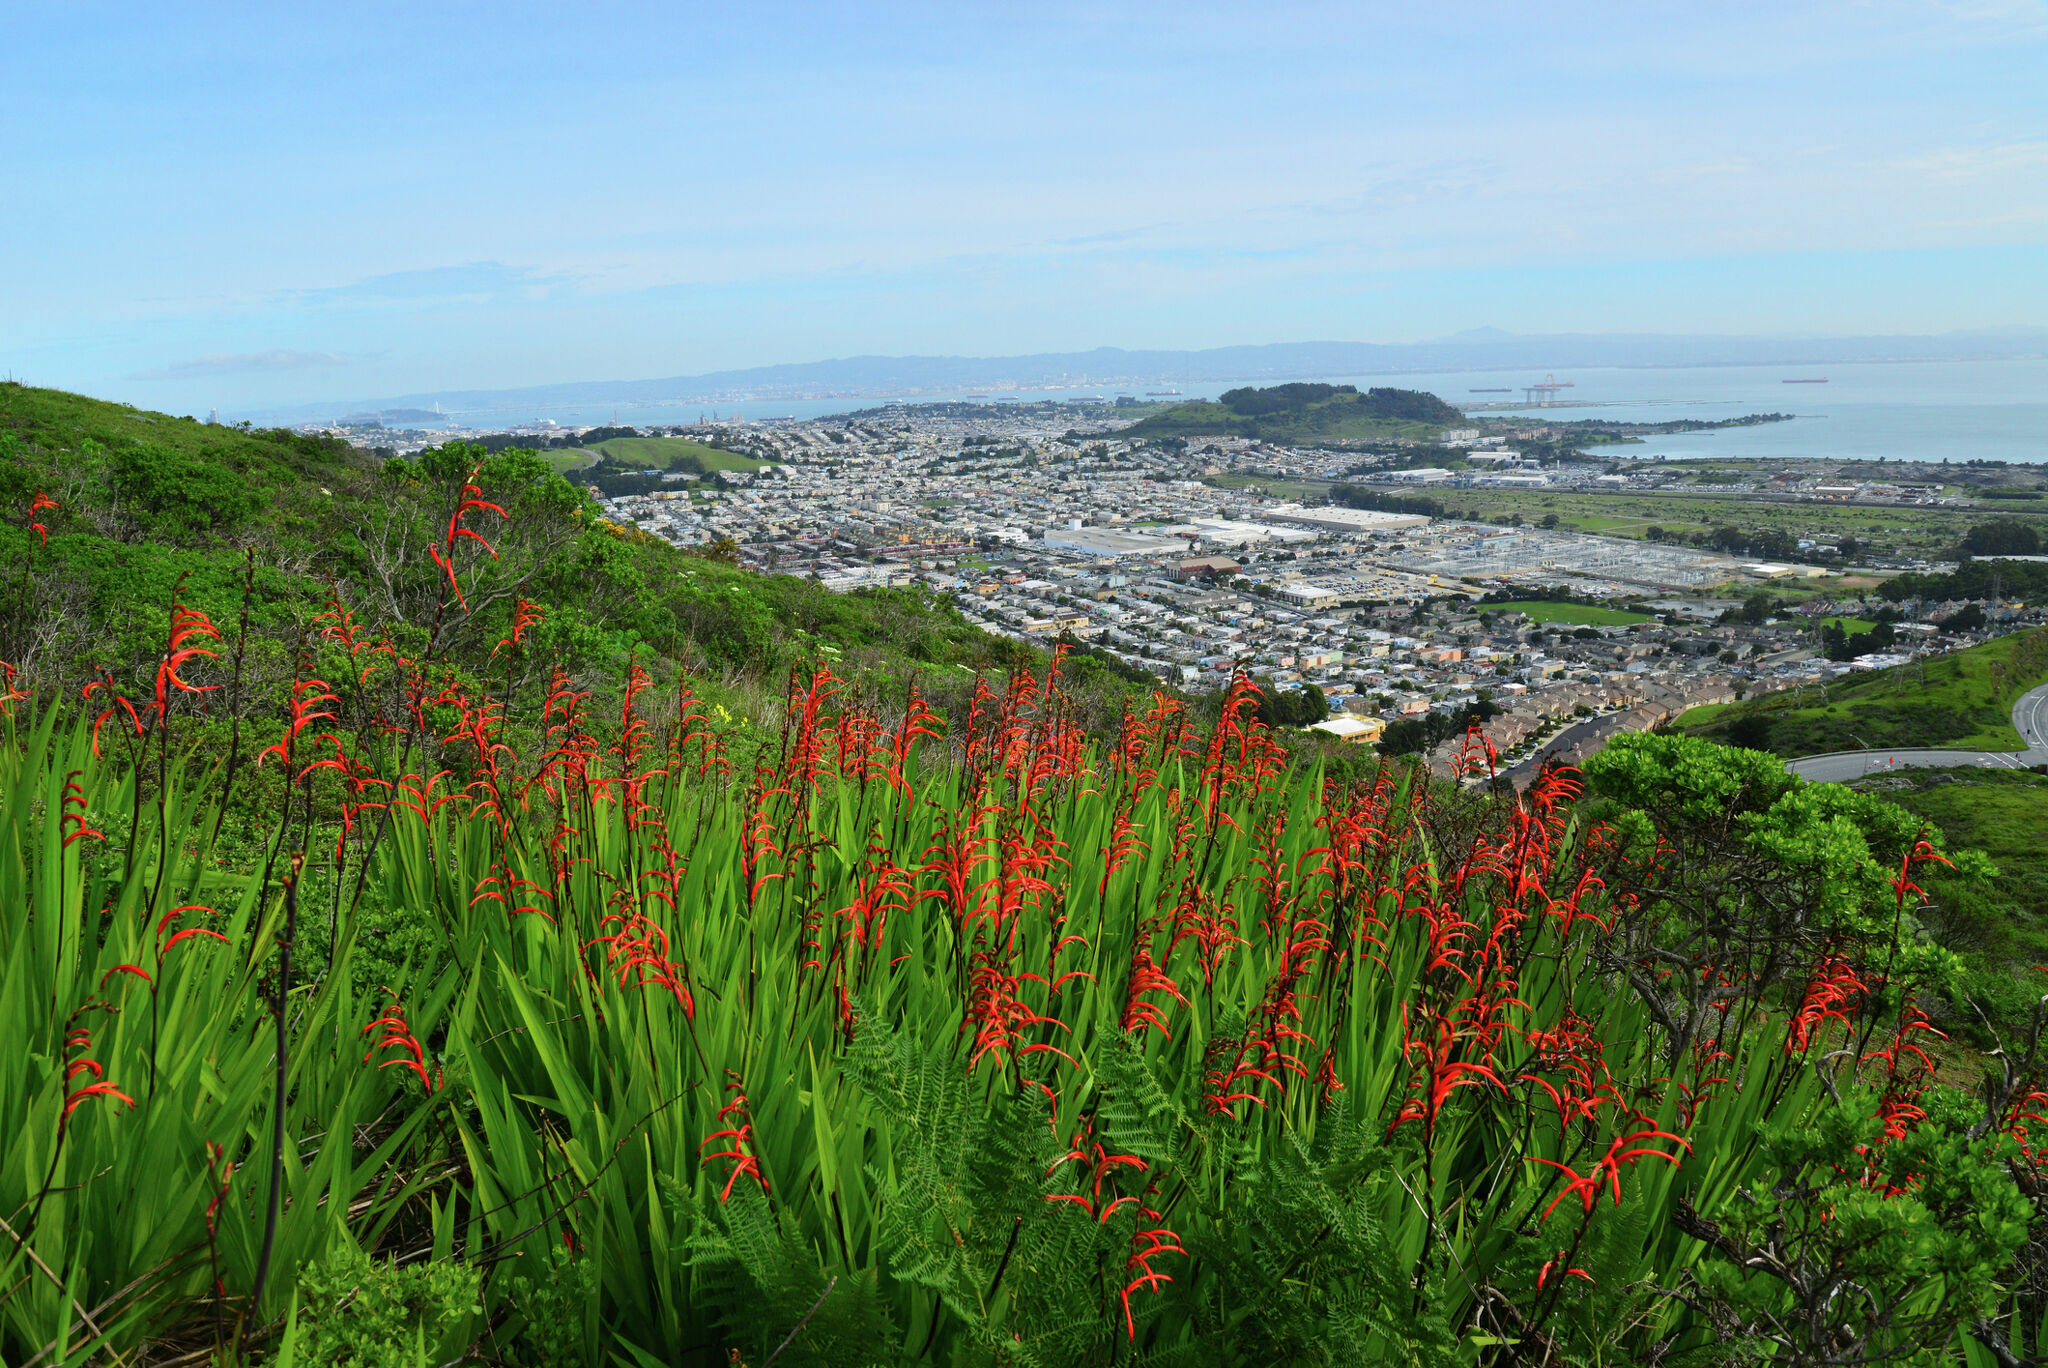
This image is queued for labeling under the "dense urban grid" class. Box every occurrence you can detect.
[312,397,2039,778]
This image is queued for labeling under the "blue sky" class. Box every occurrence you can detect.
[5,1,2046,413]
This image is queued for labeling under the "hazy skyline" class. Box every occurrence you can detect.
[7,1,2047,414]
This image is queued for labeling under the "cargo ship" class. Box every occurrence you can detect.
[1782,377,1829,384]
[1469,387,1512,393]
[1145,389,1182,396]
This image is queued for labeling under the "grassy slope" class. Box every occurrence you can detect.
[1673,627,2048,756]
[0,383,1085,743]
[544,436,773,474]
[582,435,774,472]
[1123,397,1442,444]
[1852,767,2048,1033]
[0,386,381,664]
[1413,486,2013,562]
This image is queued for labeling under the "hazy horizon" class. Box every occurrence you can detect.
[8,3,2046,415]
[212,329,2048,426]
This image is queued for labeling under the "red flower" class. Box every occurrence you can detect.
[158,904,230,958]
[429,466,508,610]
[699,1073,769,1201]
[61,1029,134,1122]
[1044,1122,1149,1222]
[59,773,105,849]
[1121,1224,1186,1339]
[1537,1253,1594,1291]
[492,598,546,659]
[360,990,442,1092]
[151,596,222,716]
[1527,1128,1690,1221]
[82,676,145,757]
[584,913,696,1015]
[27,490,59,546]
[1119,937,1188,1040]
[254,678,340,771]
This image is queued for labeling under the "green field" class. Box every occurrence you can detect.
[553,435,773,473]
[1669,700,1740,727]
[1416,486,2048,564]
[1202,472,1335,500]
[1499,599,1654,626]
[1822,616,1879,634]
[1674,626,2048,756]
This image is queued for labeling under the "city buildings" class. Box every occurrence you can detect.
[342,397,2035,776]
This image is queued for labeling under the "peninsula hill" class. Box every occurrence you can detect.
[1121,382,1463,444]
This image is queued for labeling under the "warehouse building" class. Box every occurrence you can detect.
[1262,504,1432,535]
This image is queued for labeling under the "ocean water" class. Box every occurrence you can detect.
[459,358,2048,465]
[1396,359,2048,465]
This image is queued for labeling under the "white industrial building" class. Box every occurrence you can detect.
[1187,517,1317,546]
[1275,582,1342,609]
[1262,504,1432,534]
[1039,524,1191,559]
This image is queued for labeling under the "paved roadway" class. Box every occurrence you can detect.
[1785,680,2048,783]
[1501,681,2048,787]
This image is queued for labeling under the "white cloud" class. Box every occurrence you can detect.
[132,349,345,379]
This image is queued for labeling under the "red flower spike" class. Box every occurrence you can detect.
[700,1072,770,1201]
[430,467,508,611]
[492,598,546,659]
[359,990,442,1092]
[60,1028,134,1123]
[1537,1254,1594,1291]
[27,490,59,547]
[59,774,105,849]
[254,678,339,770]
[1528,1128,1690,1222]
[1121,1225,1186,1340]
[99,963,152,990]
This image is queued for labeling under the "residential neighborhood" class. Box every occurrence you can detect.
[321,398,2042,778]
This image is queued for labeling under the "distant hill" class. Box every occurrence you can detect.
[239,328,2048,424]
[576,435,772,474]
[1120,383,1462,444]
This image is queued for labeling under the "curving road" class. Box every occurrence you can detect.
[1785,681,2048,784]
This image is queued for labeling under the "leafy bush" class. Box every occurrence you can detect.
[294,1247,481,1368]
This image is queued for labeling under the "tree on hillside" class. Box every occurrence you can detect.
[1255,683,1328,729]
[1962,519,2042,558]
[1582,732,1982,1063]
[1219,383,1350,415]
[1943,602,1987,632]
[1377,698,1499,756]
[1821,618,1895,661]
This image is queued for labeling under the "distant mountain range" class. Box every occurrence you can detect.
[246,328,2048,424]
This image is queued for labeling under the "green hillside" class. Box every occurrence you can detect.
[0,383,1089,748]
[1853,766,2048,1037]
[1672,626,2048,756]
[1121,382,1461,444]
[574,434,774,473]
